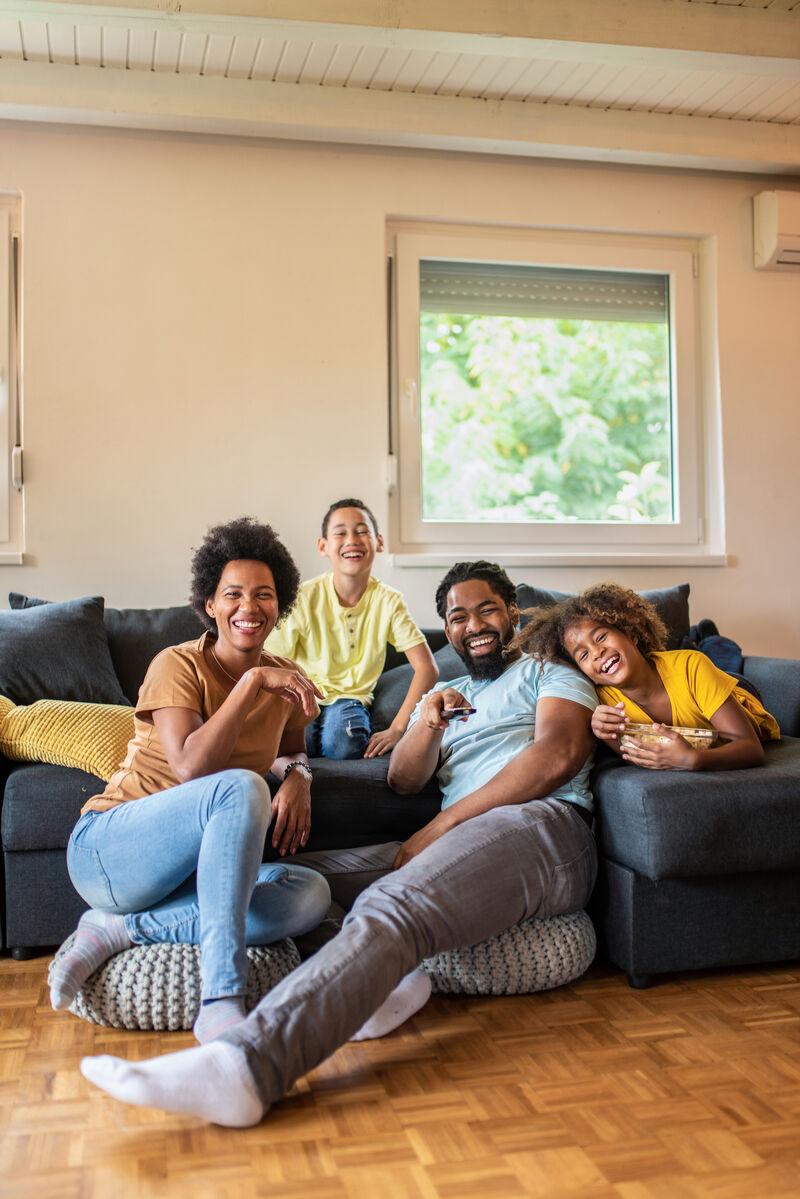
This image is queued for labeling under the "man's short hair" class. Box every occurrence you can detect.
[435,561,517,621]
[321,498,379,539]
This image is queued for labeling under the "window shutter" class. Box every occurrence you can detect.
[420,260,668,324]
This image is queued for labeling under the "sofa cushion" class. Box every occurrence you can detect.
[371,641,468,730]
[591,736,800,880]
[371,663,414,732]
[8,592,48,608]
[9,593,204,704]
[742,656,800,740]
[2,761,100,851]
[0,697,134,781]
[383,629,448,674]
[102,606,205,704]
[423,910,596,995]
[433,641,467,683]
[283,756,442,854]
[515,582,691,650]
[0,596,130,706]
[51,937,301,1031]
[515,585,571,610]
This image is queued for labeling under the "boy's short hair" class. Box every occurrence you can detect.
[321,498,379,539]
[434,561,517,621]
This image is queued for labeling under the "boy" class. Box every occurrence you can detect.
[266,499,438,759]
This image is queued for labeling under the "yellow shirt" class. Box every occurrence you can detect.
[265,573,426,706]
[597,649,780,740]
[83,632,314,813]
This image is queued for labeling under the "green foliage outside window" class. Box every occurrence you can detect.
[420,312,672,524]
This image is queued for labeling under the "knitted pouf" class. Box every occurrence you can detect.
[422,910,596,996]
[49,936,301,1031]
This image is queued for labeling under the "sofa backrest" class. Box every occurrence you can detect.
[515,582,691,650]
[742,657,800,739]
[103,607,206,704]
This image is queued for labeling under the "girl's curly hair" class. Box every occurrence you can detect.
[517,582,667,666]
[189,517,300,631]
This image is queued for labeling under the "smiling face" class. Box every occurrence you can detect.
[318,506,384,580]
[205,559,280,656]
[444,578,520,681]
[562,617,642,687]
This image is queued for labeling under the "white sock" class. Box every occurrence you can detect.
[350,968,432,1041]
[193,996,246,1044]
[50,910,132,1011]
[80,1041,265,1128]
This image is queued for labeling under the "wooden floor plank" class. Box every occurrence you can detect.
[1,954,800,1198]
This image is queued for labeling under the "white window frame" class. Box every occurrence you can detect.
[388,221,724,567]
[0,192,23,564]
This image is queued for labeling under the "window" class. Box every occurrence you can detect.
[388,223,723,565]
[0,192,23,563]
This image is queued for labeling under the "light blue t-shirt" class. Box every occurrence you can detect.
[408,653,597,812]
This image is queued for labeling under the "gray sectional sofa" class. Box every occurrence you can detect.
[1,584,799,988]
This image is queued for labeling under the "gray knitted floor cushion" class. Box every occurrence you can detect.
[49,937,301,1031]
[422,910,596,995]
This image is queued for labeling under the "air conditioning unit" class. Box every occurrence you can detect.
[753,190,800,271]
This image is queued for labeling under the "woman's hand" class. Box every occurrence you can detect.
[250,667,323,718]
[591,702,629,747]
[270,769,312,855]
[620,725,699,771]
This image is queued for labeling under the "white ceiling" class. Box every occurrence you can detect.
[1,0,799,173]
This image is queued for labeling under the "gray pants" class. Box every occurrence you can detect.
[221,797,597,1110]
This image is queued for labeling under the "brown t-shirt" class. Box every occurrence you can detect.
[82,632,315,814]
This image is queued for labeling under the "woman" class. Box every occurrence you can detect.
[50,517,330,1044]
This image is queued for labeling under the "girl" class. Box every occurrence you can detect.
[49,517,331,1042]
[519,583,779,771]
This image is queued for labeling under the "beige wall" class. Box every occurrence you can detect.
[2,122,798,655]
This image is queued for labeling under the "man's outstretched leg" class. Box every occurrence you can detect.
[80,801,594,1125]
[80,1041,264,1127]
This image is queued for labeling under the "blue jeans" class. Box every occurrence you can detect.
[220,798,597,1108]
[66,769,330,1001]
[304,698,371,759]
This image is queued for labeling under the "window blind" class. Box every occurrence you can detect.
[420,260,668,324]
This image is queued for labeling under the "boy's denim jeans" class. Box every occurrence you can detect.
[304,698,371,759]
[66,769,330,1001]
[220,797,597,1109]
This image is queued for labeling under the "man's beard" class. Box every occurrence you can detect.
[456,631,513,681]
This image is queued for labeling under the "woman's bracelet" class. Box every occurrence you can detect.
[283,760,312,781]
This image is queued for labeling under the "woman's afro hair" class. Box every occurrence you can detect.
[516,582,667,666]
[189,516,300,631]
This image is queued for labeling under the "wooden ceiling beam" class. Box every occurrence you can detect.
[2,58,799,175]
[9,0,800,66]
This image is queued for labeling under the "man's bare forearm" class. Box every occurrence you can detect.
[444,736,590,830]
[431,698,593,829]
[387,719,443,794]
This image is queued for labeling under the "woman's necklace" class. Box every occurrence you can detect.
[211,643,242,686]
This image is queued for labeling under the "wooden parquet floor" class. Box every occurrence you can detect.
[1,955,799,1199]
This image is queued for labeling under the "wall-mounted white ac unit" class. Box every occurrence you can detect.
[753,190,800,271]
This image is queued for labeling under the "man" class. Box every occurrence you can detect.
[79,561,598,1127]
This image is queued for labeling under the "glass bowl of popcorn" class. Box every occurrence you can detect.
[622,723,718,749]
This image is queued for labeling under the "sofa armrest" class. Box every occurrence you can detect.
[742,656,800,739]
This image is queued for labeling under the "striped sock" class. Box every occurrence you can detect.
[50,910,132,1010]
[193,997,246,1044]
